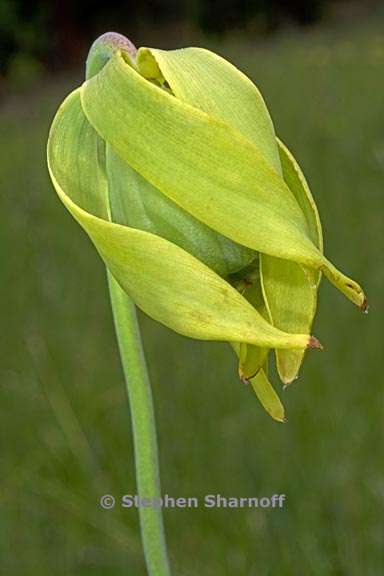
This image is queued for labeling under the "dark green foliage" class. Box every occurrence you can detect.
[0,0,338,75]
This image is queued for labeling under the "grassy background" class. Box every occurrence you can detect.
[1,20,383,576]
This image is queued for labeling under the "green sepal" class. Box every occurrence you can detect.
[250,369,286,423]
[81,50,365,309]
[236,272,269,381]
[106,140,255,277]
[260,140,323,384]
[47,89,315,350]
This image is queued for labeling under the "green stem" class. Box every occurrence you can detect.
[107,271,172,576]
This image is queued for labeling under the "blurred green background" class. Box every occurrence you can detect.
[1,1,383,575]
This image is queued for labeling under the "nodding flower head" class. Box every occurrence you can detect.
[47,32,366,421]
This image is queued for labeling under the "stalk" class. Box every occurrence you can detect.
[107,271,172,576]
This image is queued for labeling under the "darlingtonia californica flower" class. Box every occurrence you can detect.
[47,32,366,421]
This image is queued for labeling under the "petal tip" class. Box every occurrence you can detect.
[273,414,287,424]
[308,336,323,350]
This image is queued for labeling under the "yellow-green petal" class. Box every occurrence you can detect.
[136,46,325,385]
[260,140,324,384]
[250,370,286,423]
[237,276,269,381]
[80,52,321,265]
[47,88,315,350]
[106,144,255,276]
[140,46,279,380]
[137,46,281,173]
[81,50,364,308]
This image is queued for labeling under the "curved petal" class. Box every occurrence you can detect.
[141,46,280,380]
[47,88,315,350]
[261,140,324,383]
[250,369,285,423]
[80,53,317,263]
[106,145,254,277]
[137,46,365,384]
[137,46,282,174]
[134,47,362,383]
[80,50,365,309]
[261,256,317,383]
[277,139,323,255]
[237,276,269,380]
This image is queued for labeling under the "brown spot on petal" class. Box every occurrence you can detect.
[240,375,250,385]
[308,336,323,350]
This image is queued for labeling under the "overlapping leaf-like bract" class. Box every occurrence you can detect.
[47,32,366,421]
